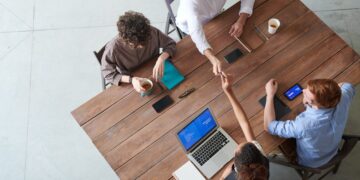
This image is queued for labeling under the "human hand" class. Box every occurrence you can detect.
[229,21,244,37]
[265,79,278,98]
[153,57,166,82]
[221,72,233,92]
[132,77,146,93]
[212,58,223,76]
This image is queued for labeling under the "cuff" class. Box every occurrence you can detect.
[239,7,253,16]
[199,43,212,55]
[113,74,122,86]
[267,121,278,134]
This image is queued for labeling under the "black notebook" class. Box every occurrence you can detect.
[259,95,291,120]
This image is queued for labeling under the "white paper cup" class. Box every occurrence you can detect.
[268,18,281,34]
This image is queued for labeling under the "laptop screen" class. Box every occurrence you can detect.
[177,108,217,151]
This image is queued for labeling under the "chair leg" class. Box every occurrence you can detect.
[101,74,106,90]
[302,171,309,180]
[332,161,341,174]
[165,13,171,35]
[175,26,184,39]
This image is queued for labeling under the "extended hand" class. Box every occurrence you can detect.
[229,21,244,37]
[152,58,166,82]
[132,77,146,93]
[221,72,233,92]
[212,58,223,76]
[265,79,278,98]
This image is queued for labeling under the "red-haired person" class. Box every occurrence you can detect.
[264,79,355,168]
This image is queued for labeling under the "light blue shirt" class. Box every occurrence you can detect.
[268,83,355,168]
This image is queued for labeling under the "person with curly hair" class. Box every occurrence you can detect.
[220,72,269,180]
[101,11,176,92]
[176,0,255,76]
[264,79,355,168]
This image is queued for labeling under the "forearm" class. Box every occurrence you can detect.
[204,49,218,64]
[225,89,255,141]
[236,13,248,27]
[264,96,276,131]
[158,52,170,62]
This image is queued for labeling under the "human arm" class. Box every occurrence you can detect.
[152,28,176,81]
[229,0,255,37]
[101,51,145,92]
[204,49,223,76]
[263,79,277,132]
[220,163,234,180]
[183,2,222,75]
[221,72,255,142]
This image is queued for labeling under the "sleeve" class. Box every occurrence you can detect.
[239,0,255,16]
[340,83,355,103]
[100,48,124,86]
[155,27,176,57]
[267,116,303,139]
[185,1,212,54]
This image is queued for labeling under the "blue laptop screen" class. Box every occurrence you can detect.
[177,108,217,151]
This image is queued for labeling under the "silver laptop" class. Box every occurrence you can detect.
[176,108,238,179]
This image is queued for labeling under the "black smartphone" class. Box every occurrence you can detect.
[224,48,243,64]
[152,95,174,113]
[283,83,303,101]
[259,95,291,120]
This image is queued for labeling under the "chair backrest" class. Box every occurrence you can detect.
[165,0,177,26]
[316,134,360,170]
[93,45,106,65]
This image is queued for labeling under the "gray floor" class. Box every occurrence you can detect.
[0,0,359,180]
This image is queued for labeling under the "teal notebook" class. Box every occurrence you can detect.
[161,60,185,90]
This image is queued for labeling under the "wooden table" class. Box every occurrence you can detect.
[71,0,360,179]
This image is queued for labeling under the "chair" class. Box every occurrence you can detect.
[269,134,360,180]
[93,45,110,90]
[164,0,186,39]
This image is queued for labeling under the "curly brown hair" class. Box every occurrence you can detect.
[117,11,151,48]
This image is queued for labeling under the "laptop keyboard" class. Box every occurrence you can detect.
[192,131,230,166]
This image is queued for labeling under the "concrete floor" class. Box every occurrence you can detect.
[0,0,359,179]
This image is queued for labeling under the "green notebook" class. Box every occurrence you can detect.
[161,60,185,90]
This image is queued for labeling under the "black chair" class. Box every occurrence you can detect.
[164,0,186,39]
[93,45,110,90]
[269,134,360,180]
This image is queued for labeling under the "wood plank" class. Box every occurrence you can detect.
[335,60,360,85]
[257,0,309,39]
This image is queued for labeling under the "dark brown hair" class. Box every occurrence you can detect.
[235,143,269,180]
[117,11,151,47]
[307,79,341,108]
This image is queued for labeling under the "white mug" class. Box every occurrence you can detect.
[268,18,281,34]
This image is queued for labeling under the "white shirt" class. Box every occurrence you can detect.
[176,0,255,54]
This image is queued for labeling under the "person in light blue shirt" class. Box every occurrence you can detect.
[263,79,355,168]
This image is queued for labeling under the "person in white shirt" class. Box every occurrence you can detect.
[176,0,255,76]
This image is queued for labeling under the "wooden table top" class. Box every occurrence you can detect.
[71,0,360,179]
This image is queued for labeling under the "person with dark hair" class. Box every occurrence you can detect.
[220,73,269,180]
[264,79,355,168]
[101,11,176,92]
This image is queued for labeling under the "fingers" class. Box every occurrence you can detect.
[229,25,235,35]
[152,67,157,81]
